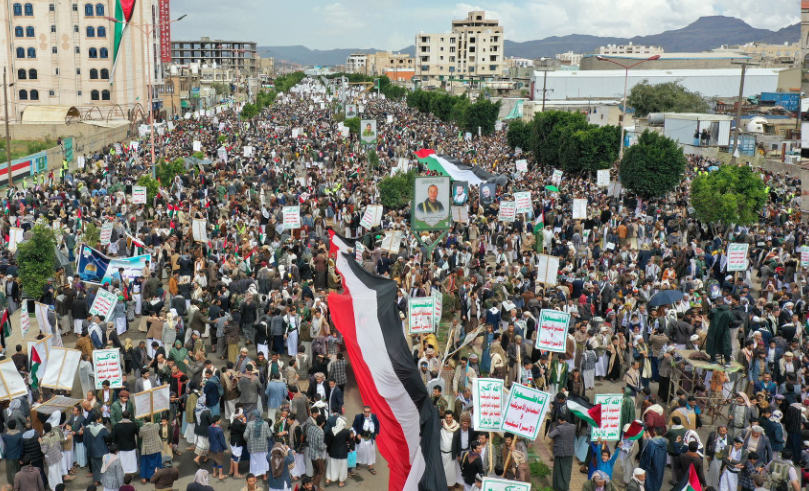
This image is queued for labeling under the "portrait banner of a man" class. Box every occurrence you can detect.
[412,176,451,231]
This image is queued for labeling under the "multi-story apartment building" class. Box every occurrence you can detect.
[556,51,583,66]
[345,53,367,74]
[171,38,258,79]
[365,52,413,77]
[0,0,167,122]
[414,10,503,86]
[598,43,664,56]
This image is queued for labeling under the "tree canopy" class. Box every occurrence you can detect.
[627,81,710,117]
[690,165,767,226]
[17,225,56,298]
[619,130,687,198]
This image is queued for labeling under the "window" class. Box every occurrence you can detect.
[51,25,56,32]
[99,47,108,58]
[100,68,109,79]
[74,25,79,32]
[24,3,33,15]
[28,69,36,79]
[19,90,27,100]
[90,89,99,100]
[101,89,110,100]
[14,26,23,37]
[17,46,26,58]
[86,26,95,37]
[55,68,59,74]
[469,37,475,43]
[89,68,98,79]
[30,90,38,100]
[13,3,22,15]
[77,90,81,95]
[72,3,77,10]
[489,55,497,62]
[27,47,36,58]
[469,47,475,53]
[52,47,57,53]
[49,3,54,11]
[96,26,105,37]
[49,90,55,96]
[94,3,103,15]
[89,47,97,58]
[17,69,26,80]
[76,68,80,74]
[84,3,93,15]
[26,26,34,37]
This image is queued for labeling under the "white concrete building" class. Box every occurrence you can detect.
[556,51,583,66]
[415,10,504,86]
[345,53,367,74]
[0,0,167,122]
[598,43,663,56]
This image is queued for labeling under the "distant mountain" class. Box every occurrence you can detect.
[260,16,798,66]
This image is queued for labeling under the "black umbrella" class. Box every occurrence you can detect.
[648,290,684,307]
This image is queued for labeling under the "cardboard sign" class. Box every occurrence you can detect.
[132,186,147,204]
[597,169,610,187]
[0,359,27,401]
[536,254,559,286]
[41,347,82,391]
[380,230,403,254]
[590,394,623,441]
[283,206,301,229]
[192,219,208,243]
[89,288,118,321]
[726,243,749,272]
[99,221,114,246]
[514,192,532,214]
[500,384,550,440]
[801,245,809,268]
[134,384,171,419]
[481,477,531,491]
[408,296,435,334]
[451,206,469,223]
[473,378,504,431]
[572,199,587,220]
[535,309,570,353]
[193,140,202,152]
[499,201,516,222]
[92,348,123,389]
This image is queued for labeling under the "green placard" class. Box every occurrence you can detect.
[64,137,74,163]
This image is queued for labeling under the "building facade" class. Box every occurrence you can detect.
[598,43,663,56]
[555,51,583,66]
[171,38,258,79]
[0,0,168,122]
[345,53,367,74]
[712,43,801,68]
[414,10,504,86]
[580,52,753,71]
[365,52,413,77]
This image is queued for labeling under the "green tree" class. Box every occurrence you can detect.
[82,222,101,249]
[274,72,306,93]
[17,225,56,298]
[241,103,259,120]
[627,81,710,117]
[506,119,532,151]
[137,175,159,203]
[559,125,621,174]
[256,90,277,108]
[430,94,458,122]
[530,111,589,169]
[378,171,417,209]
[619,130,687,198]
[450,97,471,127]
[155,158,186,185]
[211,82,231,97]
[344,117,361,135]
[690,165,767,226]
[463,98,501,135]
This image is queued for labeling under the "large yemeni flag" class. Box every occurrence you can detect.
[30,346,42,390]
[673,463,703,491]
[328,229,355,258]
[328,243,446,491]
[111,0,137,82]
[567,394,602,427]
[424,154,495,186]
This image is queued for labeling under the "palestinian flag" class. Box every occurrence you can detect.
[1,309,10,338]
[623,420,644,441]
[30,346,42,390]
[167,203,178,218]
[673,463,703,491]
[127,233,146,255]
[533,210,544,233]
[328,243,446,491]
[415,148,435,163]
[567,394,602,427]
[110,0,137,82]
[424,154,495,186]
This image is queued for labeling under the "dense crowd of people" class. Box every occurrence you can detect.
[0,76,804,491]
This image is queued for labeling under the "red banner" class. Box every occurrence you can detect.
[159,0,171,63]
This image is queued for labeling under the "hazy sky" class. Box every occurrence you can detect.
[167,0,798,51]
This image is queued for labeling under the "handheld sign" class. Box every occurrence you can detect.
[535,309,570,353]
[408,297,435,334]
[726,243,749,272]
[500,384,550,440]
[473,378,504,431]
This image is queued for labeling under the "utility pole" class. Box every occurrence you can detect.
[3,68,12,186]
[729,61,758,165]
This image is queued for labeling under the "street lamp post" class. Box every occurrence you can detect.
[105,14,186,178]
[596,55,661,162]
[729,61,758,165]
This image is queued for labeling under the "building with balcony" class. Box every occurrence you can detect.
[171,38,258,79]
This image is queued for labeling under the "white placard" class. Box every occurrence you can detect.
[514,192,532,214]
[20,300,29,338]
[432,288,443,326]
[359,205,383,230]
[535,309,571,353]
[386,115,394,124]
[500,384,550,441]
[193,141,202,152]
[99,222,114,246]
[192,219,208,243]
[597,169,610,187]
[355,242,364,265]
[801,245,809,268]
[482,477,531,491]
[41,347,81,390]
[473,378,504,431]
[0,359,27,401]
[92,348,123,389]
[7,227,23,252]
[572,199,587,220]
[132,186,147,204]
[283,206,301,230]
[130,141,139,151]
[217,146,228,163]
[590,394,623,441]
[408,296,435,334]
[381,230,403,254]
[134,385,171,419]
[515,159,528,172]
[243,146,254,158]
[727,243,749,272]
[498,201,516,222]
[536,254,559,286]
[88,288,118,321]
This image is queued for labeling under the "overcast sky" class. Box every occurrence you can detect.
[167,0,798,51]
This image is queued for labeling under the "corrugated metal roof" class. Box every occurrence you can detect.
[533,68,783,100]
